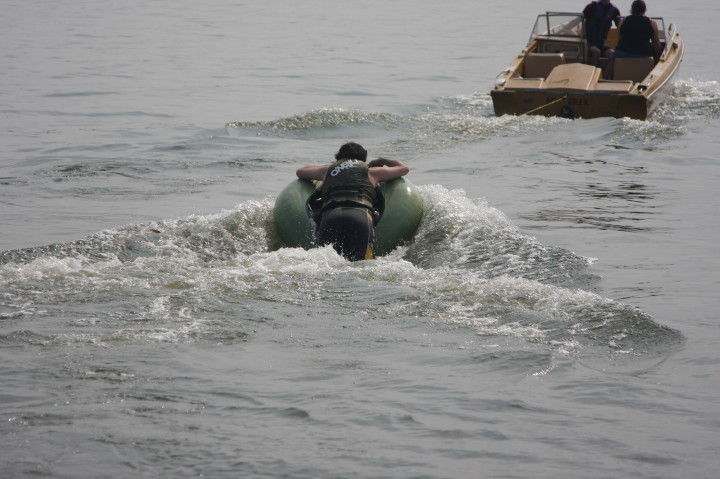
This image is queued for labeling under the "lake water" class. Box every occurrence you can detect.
[2,0,719,477]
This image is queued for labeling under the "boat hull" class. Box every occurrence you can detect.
[491,89,650,120]
[273,177,423,256]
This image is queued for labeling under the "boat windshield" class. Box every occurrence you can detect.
[529,13,585,43]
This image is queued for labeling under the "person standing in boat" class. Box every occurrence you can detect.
[296,142,409,261]
[583,0,622,66]
[605,0,662,78]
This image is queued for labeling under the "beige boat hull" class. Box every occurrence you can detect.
[491,89,651,120]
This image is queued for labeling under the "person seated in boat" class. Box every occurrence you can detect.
[605,0,661,79]
[296,142,409,261]
[583,0,622,66]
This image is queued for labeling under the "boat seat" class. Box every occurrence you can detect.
[545,63,601,91]
[605,27,620,49]
[504,78,545,90]
[613,57,654,82]
[536,37,586,61]
[524,53,565,79]
[594,80,634,92]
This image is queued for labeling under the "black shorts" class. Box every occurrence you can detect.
[318,207,376,261]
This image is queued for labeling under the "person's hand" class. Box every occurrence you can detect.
[368,158,392,168]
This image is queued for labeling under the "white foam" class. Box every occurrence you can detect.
[0,255,122,284]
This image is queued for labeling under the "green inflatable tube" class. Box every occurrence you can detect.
[273,177,423,256]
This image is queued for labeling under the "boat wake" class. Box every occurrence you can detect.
[225,78,719,165]
[1,186,682,373]
[226,107,400,140]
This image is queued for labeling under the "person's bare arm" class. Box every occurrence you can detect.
[296,165,329,180]
[650,20,661,62]
[367,158,409,185]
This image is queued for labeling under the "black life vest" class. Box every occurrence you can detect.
[320,159,377,211]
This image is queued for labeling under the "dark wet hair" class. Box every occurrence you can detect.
[335,142,367,162]
[631,0,647,15]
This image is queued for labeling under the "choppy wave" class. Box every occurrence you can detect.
[226,107,401,139]
[225,104,572,161]
[657,78,720,121]
[408,185,595,285]
[1,186,680,367]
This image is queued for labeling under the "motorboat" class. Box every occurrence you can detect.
[490,12,683,120]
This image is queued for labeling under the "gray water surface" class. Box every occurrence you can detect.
[2,1,720,477]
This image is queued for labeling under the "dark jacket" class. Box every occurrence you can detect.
[616,15,654,56]
[584,1,621,48]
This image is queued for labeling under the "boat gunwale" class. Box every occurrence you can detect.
[643,26,683,102]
